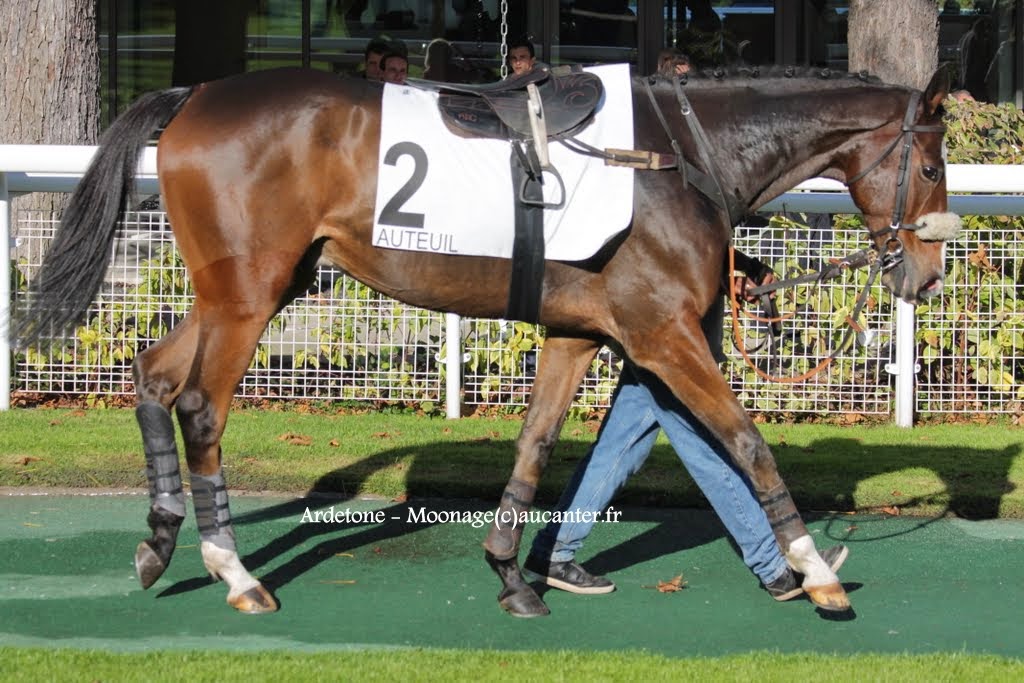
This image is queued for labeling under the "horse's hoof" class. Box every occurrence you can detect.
[498,585,550,618]
[805,582,851,612]
[134,540,167,590]
[228,584,278,614]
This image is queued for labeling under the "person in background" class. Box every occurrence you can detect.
[657,48,692,77]
[380,51,409,84]
[507,37,537,77]
[362,37,391,80]
[950,89,975,103]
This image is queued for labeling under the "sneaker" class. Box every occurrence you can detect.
[522,555,616,595]
[765,544,850,602]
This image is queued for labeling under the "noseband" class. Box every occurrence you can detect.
[845,90,946,271]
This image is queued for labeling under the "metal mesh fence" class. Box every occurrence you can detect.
[915,219,1024,414]
[9,210,1024,415]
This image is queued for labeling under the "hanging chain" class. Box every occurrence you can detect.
[499,0,509,79]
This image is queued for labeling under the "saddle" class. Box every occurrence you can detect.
[408,65,604,141]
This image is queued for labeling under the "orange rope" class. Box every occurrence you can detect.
[728,246,835,384]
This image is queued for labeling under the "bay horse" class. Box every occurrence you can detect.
[13,65,955,617]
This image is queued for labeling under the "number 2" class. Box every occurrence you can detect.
[379,141,428,229]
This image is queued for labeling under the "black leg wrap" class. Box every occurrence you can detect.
[191,469,236,551]
[758,483,805,550]
[136,401,185,518]
[482,478,536,561]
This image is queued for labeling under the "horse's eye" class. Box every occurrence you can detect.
[921,166,941,182]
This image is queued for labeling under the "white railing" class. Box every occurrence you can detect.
[4,145,1024,424]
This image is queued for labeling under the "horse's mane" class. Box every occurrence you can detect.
[640,65,897,93]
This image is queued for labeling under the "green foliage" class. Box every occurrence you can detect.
[913,99,1024,411]
[289,273,440,404]
[944,98,1024,165]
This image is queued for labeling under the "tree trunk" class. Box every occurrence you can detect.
[848,0,938,90]
[0,0,100,213]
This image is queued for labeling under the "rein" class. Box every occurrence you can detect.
[729,245,883,383]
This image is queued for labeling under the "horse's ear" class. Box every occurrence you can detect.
[923,66,950,115]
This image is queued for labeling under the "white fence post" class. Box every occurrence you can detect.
[445,312,462,419]
[891,299,918,428]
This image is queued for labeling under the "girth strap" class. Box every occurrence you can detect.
[505,148,546,323]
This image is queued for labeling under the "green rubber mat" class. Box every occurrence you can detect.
[2,493,1022,657]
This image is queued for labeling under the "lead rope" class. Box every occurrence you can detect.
[728,246,883,383]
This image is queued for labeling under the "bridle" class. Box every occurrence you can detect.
[731,90,946,383]
[844,90,946,272]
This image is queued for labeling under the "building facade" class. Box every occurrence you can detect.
[98,1,1022,125]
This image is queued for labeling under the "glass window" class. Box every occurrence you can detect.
[554,2,638,66]
[661,1,775,68]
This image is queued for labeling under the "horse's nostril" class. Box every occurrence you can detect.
[920,277,944,299]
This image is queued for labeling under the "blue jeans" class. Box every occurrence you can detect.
[530,364,788,585]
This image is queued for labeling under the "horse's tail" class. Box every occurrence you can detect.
[12,86,193,347]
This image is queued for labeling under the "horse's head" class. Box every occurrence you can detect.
[844,69,959,304]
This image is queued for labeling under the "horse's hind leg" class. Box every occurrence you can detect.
[132,315,200,589]
[174,284,289,614]
[483,334,600,617]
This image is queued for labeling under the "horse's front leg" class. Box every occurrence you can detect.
[627,318,850,611]
[483,333,600,617]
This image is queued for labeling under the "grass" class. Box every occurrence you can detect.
[1,407,1023,518]
[2,648,1023,682]
[4,409,1024,677]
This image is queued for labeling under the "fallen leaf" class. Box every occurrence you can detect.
[442,427,452,434]
[329,439,340,447]
[392,493,408,503]
[881,505,901,516]
[16,456,43,466]
[570,429,582,437]
[22,522,43,528]
[319,579,357,585]
[846,525,858,532]
[372,432,392,439]
[891,490,903,497]
[777,435,787,446]
[48,420,62,426]
[373,546,383,554]
[335,553,354,558]
[277,432,312,446]
[69,410,86,417]
[644,574,687,592]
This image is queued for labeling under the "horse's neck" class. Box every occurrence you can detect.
[703,82,907,210]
